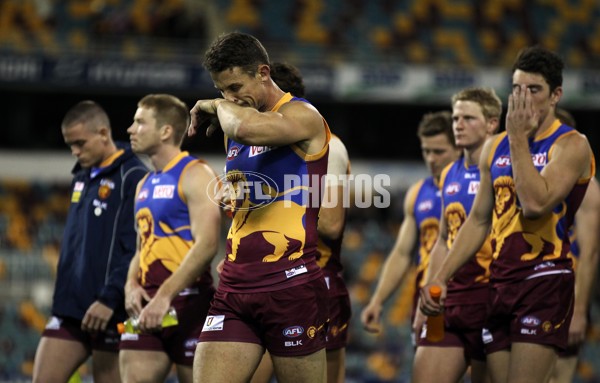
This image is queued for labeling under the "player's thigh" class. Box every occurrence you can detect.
[486,349,510,383]
[119,349,172,383]
[33,337,89,383]
[326,348,345,383]
[174,364,193,383]
[251,351,274,383]
[412,346,467,383]
[550,356,578,383]
[271,348,326,383]
[91,350,120,383]
[507,342,557,383]
[194,341,264,383]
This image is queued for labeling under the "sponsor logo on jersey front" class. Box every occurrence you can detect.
[153,185,175,199]
[248,146,274,157]
[468,181,480,194]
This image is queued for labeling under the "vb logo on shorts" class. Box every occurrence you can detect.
[202,315,225,332]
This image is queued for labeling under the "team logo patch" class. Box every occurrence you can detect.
[283,326,304,338]
[98,178,115,199]
[306,326,317,339]
[153,185,175,199]
[202,315,225,332]
[330,325,339,337]
[542,321,553,333]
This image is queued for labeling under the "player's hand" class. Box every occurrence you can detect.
[412,299,426,337]
[361,300,383,333]
[81,301,114,332]
[124,280,151,319]
[506,85,539,139]
[188,99,222,137]
[568,309,588,346]
[419,280,446,316]
[216,258,225,274]
[137,295,170,332]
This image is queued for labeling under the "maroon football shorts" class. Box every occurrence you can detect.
[483,273,574,354]
[198,277,329,357]
[325,293,351,351]
[42,315,120,352]
[417,302,488,361]
[119,289,214,365]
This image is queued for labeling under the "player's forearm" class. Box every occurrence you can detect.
[435,218,488,282]
[371,252,411,304]
[125,252,141,288]
[155,242,217,302]
[574,251,599,313]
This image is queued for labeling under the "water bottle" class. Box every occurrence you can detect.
[425,285,445,342]
[117,307,178,334]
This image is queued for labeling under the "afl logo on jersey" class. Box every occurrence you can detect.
[495,156,511,167]
[445,182,461,195]
[137,189,149,201]
[227,146,240,160]
[417,200,433,212]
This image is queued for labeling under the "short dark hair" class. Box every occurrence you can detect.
[417,110,456,147]
[512,46,564,92]
[204,32,270,75]
[138,94,190,146]
[62,100,110,133]
[271,62,305,97]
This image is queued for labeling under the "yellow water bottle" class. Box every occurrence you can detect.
[117,307,178,334]
[425,285,445,342]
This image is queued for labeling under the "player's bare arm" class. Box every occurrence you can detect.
[421,137,496,315]
[361,183,418,332]
[507,87,593,218]
[137,162,221,331]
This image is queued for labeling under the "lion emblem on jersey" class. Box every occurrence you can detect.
[445,202,467,247]
[492,176,564,262]
[226,171,307,263]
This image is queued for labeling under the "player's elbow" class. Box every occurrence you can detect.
[520,202,547,220]
[318,220,343,239]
